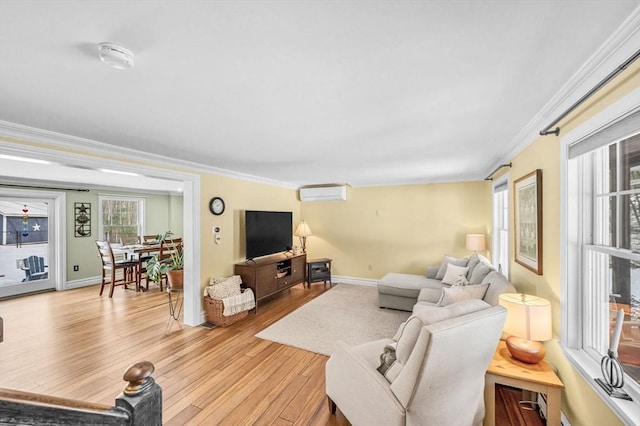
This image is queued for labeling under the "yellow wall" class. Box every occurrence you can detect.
[198,173,300,290]
[300,181,492,279]
[505,60,640,426]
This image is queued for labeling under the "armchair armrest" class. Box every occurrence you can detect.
[426,266,439,279]
[326,341,405,426]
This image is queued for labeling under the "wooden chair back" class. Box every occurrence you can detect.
[95,240,116,267]
[160,238,183,262]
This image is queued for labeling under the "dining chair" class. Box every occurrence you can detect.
[95,240,139,297]
[142,234,160,244]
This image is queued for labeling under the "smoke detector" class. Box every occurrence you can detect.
[97,42,134,70]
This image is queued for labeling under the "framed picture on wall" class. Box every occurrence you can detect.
[74,202,91,237]
[514,169,542,275]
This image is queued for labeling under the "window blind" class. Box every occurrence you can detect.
[568,109,640,159]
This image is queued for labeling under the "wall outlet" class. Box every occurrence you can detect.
[73,265,79,272]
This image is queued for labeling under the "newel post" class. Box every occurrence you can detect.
[115,361,162,426]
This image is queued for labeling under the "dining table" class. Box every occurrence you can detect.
[112,243,161,291]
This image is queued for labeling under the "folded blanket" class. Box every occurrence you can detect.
[222,288,255,316]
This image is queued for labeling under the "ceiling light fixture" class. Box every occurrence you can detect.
[97,42,134,70]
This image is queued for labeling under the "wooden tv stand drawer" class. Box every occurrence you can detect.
[234,253,306,311]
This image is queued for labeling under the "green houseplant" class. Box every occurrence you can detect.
[146,232,184,289]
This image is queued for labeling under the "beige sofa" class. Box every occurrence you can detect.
[326,298,507,426]
[377,253,516,312]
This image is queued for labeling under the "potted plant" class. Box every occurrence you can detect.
[145,232,183,289]
[165,247,184,289]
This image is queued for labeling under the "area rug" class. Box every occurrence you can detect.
[255,284,411,356]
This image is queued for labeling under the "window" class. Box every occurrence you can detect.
[581,136,640,379]
[492,177,509,277]
[564,100,640,421]
[98,196,144,244]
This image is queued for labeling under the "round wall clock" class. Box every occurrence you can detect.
[209,197,225,215]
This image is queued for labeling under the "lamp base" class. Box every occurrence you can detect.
[505,336,546,364]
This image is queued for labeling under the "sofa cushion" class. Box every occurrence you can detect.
[435,255,469,280]
[441,264,469,285]
[469,262,494,284]
[465,253,481,279]
[481,271,517,306]
[378,273,441,299]
[438,283,490,306]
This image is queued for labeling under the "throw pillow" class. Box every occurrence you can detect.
[377,343,397,375]
[453,274,470,286]
[205,275,242,299]
[437,283,490,306]
[435,255,469,280]
[469,263,493,284]
[441,264,469,285]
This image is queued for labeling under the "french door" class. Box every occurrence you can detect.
[0,195,56,298]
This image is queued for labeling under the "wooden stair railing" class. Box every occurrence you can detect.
[0,360,161,425]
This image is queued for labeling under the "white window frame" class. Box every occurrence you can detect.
[561,88,640,424]
[492,174,510,278]
[97,195,145,243]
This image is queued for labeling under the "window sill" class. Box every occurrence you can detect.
[561,344,639,425]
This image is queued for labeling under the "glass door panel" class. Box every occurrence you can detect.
[0,197,54,298]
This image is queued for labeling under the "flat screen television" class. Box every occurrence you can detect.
[245,210,293,260]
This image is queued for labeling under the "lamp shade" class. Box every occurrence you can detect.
[466,234,486,251]
[499,293,552,341]
[294,221,312,237]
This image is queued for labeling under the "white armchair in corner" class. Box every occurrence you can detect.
[325,299,507,426]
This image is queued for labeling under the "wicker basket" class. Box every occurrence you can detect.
[204,296,248,327]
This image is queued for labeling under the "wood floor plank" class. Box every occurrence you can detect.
[0,282,534,425]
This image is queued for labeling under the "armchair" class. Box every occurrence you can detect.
[325,299,506,426]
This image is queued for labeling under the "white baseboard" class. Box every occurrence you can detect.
[64,276,100,290]
[331,275,378,287]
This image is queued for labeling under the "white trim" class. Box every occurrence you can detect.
[485,7,640,177]
[0,128,202,326]
[66,276,100,290]
[0,120,296,190]
[332,275,378,287]
[561,346,639,426]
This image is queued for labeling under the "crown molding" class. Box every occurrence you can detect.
[0,120,297,190]
[485,6,640,177]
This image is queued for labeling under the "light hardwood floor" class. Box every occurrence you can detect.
[0,282,536,425]
[0,282,350,425]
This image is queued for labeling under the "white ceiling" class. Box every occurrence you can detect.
[0,1,638,188]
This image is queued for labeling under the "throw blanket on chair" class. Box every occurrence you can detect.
[222,288,255,316]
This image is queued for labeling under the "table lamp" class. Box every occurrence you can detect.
[499,293,552,364]
[466,234,486,253]
[294,221,312,253]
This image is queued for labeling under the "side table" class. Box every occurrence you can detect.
[484,341,564,426]
[306,258,332,288]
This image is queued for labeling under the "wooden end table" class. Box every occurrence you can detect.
[306,258,332,288]
[484,341,564,426]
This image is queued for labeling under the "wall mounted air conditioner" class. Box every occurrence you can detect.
[299,185,347,202]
